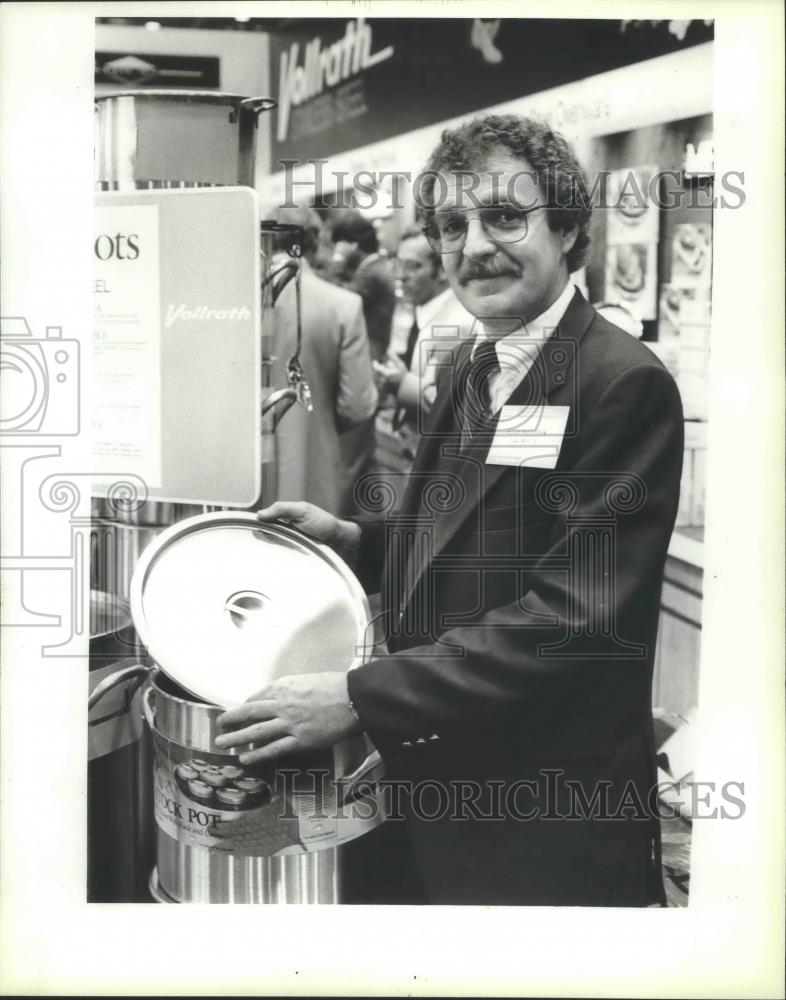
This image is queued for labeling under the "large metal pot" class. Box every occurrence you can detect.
[91,518,169,601]
[94,90,275,190]
[87,594,151,902]
[89,513,386,903]
[141,671,381,904]
[89,589,136,663]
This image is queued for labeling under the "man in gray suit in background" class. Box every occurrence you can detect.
[267,205,378,516]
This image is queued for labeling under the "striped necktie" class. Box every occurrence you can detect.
[462,339,500,440]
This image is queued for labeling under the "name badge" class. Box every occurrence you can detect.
[486,405,569,468]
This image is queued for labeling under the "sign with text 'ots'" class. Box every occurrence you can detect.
[93,187,261,506]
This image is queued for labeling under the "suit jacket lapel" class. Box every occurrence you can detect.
[397,289,596,612]
[396,337,473,517]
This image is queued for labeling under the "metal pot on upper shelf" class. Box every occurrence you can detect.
[94,90,276,190]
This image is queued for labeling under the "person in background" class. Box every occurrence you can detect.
[265,205,378,517]
[593,300,645,339]
[324,212,397,511]
[374,226,475,466]
[328,212,396,362]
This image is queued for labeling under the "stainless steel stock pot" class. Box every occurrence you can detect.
[94,90,275,189]
[90,512,385,903]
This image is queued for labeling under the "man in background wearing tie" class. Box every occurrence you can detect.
[374,225,474,471]
[216,115,684,906]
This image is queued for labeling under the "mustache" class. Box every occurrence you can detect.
[458,260,521,283]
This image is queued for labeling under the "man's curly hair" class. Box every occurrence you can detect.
[415,114,592,273]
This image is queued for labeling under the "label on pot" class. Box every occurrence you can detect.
[150,727,377,856]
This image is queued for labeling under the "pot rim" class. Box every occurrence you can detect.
[95,91,277,113]
[149,669,213,709]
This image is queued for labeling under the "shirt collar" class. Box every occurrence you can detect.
[414,286,453,329]
[472,280,576,370]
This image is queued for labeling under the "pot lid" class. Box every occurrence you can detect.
[129,513,372,708]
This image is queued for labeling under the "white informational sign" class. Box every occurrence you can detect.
[92,188,261,506]
[93,203,162,487]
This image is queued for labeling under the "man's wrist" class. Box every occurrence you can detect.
[343,673,363,733]
[347,695,362,724]
[332,519,362,568]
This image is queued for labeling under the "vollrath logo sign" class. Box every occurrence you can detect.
[277,18,394,142]
[164,304,252,328]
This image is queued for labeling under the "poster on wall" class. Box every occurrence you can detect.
[606,164,661,245]
[671,222,713,286]
[604,242,658,320]
[658,284,712,341]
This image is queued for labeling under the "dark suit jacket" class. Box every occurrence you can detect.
[350,254,396,362]
[347,290,684,905]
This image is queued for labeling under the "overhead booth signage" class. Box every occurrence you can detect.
[92,187,261,506]
[270,17,715,164]
[95,52,221,88]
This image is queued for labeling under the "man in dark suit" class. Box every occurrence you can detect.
[216,115,684,906]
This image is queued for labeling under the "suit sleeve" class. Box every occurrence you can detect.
[350,268,395,360]
[347,362,684,749]
[335,296,378,430]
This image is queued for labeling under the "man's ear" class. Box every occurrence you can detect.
[560,225,578,256]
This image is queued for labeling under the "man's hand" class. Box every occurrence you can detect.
[372,355,407,395]
[214,673,362,765]
[256,501,361,566]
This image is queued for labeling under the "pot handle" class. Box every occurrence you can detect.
[338,748,384,804]
[142,684,156,730]
[231,97,277,126]
[88,663,150,711]
[260,386,298,420]
[262,258,299,306]
[238,97,277,115]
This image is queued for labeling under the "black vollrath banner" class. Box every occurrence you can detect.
[270,17,714,164]
[95,52,220,88]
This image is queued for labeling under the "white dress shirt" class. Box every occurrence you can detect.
[470,280,576,415]
[413,285,455,333]
[396,287,475,411]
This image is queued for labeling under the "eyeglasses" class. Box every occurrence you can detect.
[422,204,545,254]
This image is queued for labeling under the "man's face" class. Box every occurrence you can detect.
[396,235,445,306]
[331,239,359,263]
[436,150,576,332]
